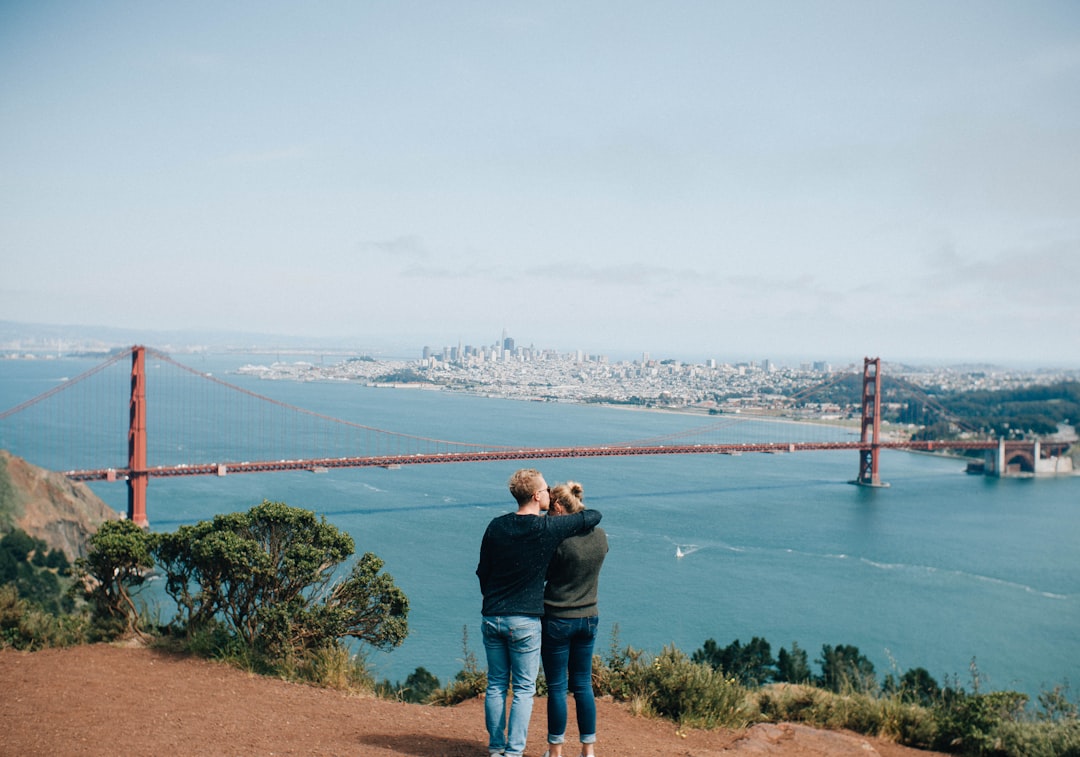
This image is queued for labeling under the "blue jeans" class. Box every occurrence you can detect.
[482,615,542,757]
[541,615,600,746]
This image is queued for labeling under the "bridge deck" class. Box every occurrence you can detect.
[64,439,1006,481]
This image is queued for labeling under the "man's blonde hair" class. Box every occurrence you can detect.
[508,468,543,505]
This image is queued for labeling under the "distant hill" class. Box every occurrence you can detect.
[0,319,409,355]
[0,450,120,560]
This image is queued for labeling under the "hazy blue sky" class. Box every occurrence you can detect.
[2,2,1078,365]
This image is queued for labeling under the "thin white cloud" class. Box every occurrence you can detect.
[527,262,707,287]
[359,236,429,259]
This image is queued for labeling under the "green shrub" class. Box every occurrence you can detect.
[429,626,487,706]
[637,645,751,728]
[430,667,487,706]
[376,665,440,703]
[0,583,87,650]
[182,620,252,662]
[149,500,407,689]
[591,629,653,715]
[692,636,776,686]
[1,528,77,614]
[816,643,878,694]
[879,694,938,749]
[991,718,1080,757]
[754,682,940,745]
[1037,684,1079,723]
[754,682,825,723]
[592,639,752,728]
[931,688,1029,754]
[294,645,374,692]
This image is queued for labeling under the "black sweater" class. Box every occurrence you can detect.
[477,509,602,617]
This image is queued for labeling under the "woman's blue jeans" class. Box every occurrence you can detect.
[482,615,542,757]
[541,615,599,745]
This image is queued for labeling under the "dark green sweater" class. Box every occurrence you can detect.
[544,527,608,618]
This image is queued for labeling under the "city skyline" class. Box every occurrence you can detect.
[2,3,1078,366]
[5,319,1079,375]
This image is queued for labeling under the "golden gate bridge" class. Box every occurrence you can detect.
[0,346,1052,527]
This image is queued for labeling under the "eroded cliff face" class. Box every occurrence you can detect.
[0,450,120,559]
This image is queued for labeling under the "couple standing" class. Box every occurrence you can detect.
[476,468,609,757]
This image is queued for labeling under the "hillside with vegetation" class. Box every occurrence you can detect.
[2,449,1078,755]
[802,377,1080,441]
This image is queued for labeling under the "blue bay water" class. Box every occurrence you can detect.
[2,354,1078,698]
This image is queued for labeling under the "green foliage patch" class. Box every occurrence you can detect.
[147,500,409,680]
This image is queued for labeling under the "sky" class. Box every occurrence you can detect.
[2,2,1079,367]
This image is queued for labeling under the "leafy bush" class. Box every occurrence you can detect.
[692,636,776,686]
[1,528,75,615]
[930,688,1030,754]
[816,643,878,694]
[429,626,487,706]
[294,644,374,692]
[755,683,880,731]
[377,665,441,703]
[636,645,751,728]
[990,718,1080,757]
[151,500,408,672]
[591,624,653,713]
[883,666,942,706]
[879,694,939,749]
[589,629,751,728]
[0,583,87,650]
[776,641,812,683]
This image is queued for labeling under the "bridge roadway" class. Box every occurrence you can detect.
[63,439,1003,482]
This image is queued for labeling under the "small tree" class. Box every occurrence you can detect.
[816,643,877,693]
[378,666,441,703]
[76,519,153,637]
[153,500,408,665]
[0,529,37,564]
[776,642,812,683]
[893,667,941,706]
[692,636,776,686]
[691,638,724,669]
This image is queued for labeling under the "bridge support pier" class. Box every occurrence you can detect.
[127,346,149,527]
[851,356,889,488]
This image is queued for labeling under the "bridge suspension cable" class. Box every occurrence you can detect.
[2,347,1034,527]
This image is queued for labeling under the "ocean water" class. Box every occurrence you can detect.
[2,354,1078,698]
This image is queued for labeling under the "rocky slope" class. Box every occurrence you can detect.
[0,449,120,558]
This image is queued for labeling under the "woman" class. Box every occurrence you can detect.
[541,481,608,757]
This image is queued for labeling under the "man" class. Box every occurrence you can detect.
[476,468,603,757]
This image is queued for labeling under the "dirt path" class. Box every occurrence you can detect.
[1,644,948,756]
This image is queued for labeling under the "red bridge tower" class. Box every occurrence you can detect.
[127,346,149,527]
[853,356,889,487]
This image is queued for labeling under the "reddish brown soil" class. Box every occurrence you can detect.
[1,644,949,756]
